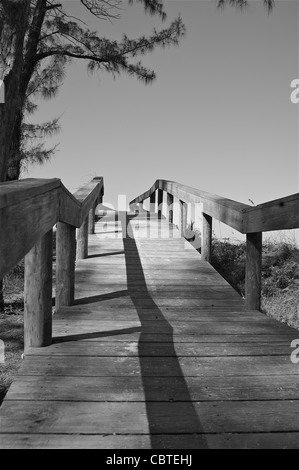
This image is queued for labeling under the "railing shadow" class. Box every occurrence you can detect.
[122,213,208,449]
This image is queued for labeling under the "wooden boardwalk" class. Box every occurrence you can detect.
[1,211,299,449]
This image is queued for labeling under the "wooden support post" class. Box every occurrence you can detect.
[245,232,262,311]
[157,189,163,218]
[88,204,95,234]
[24,229,53,350]
[180,200,187,237]
[56,222,76,311]
[150,191,156,213]
[202,213,212,262]
[77,216,89,259]
[95,195,103,222]
[167,193,174,224]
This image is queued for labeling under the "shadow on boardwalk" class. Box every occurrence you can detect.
[122,213,208,449]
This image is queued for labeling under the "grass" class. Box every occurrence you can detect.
[0,262,24,405]
[211,238,299,330]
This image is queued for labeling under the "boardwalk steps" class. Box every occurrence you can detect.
[0,211,299,449]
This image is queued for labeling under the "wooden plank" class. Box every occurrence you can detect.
[17,355,298,377]
[0,178,60,209]
[73,287,242,300]
[73,276,230,286]
[55,308,268,322]
[6,374,299,402]
[52,319,292,336]
[71,298,246,309]
[59,184,81,227]
[1,432,299,449]
[243,192,299,232]
[1,400,298,434]
[24,341,293,357]
[52,333,297,344]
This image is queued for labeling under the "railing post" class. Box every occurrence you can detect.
[77,216,89,259]
[180,200,187,237]
[88,203,96,234]
[150,191,156,213]
[157,189,163,218]
[202,213,212,262]
[245,232,262,311]
[24,229,53,350]
[56,222,76,310]
[167,193,174,224]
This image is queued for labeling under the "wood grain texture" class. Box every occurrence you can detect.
[130,179,299,233]
[0,189,59,279]
[1,210,298,449]
[245,232,262,311]
[76,216,89,260]
[0,178,60,209]
[202,212,212,262]
[56,222,76,310]
[243,192,299,233]
[0,177,104,279]
[1,433,299,450]
[24,230,53,350]
[1,400,298,435]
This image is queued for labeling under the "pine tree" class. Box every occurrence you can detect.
[0,0,186,182]
[0,0,185,311]
[6,54,67,180]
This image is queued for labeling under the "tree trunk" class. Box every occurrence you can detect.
[6,110,23,181]
[0,280,4,311]
[0,0,30,182]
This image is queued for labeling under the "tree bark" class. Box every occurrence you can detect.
[0,0,48,182]
[0,0,30,182]
[0,280,4,311]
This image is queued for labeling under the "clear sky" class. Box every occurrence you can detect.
[27,0,299,240]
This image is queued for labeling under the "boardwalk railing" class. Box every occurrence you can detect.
[130,179,299,311]
[0,177,104,350]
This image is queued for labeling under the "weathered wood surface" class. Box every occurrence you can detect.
[0,177,104,279]
[130,179,299,233]
[1,212,298,449]
[130,179,249,232]
[55,222,76,310]
[243,192,299,233]
[24,230,53,349]
[202,213,212,262]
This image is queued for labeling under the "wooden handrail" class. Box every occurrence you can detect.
[0,177,104,279]
[130,179,299,312]
[130,179,299,234]
[0,176,104,350]
[130,179,250,232]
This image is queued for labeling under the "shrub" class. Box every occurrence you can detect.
[210,238,299,329]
